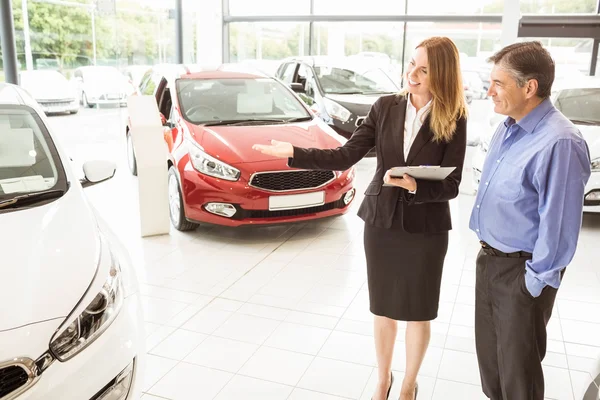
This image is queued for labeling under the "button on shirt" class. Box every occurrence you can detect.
[469,98,591,297]
[404,94,432,160]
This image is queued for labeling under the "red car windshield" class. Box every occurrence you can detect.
[176,78,311,125]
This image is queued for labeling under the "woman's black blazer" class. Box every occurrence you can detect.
[288,93,467,233]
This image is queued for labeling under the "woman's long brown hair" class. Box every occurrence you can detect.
[400,37,468,143]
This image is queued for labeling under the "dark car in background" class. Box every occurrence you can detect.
[275,57,400,142]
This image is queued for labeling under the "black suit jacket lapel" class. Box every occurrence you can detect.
[390,95,407,165]
[406,115,434,165]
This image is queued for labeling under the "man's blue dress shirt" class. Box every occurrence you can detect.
[469,98,591,297]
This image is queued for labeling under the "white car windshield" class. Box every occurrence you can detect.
[0,107,67,204]
[177,78,311,125]
[554,88,600,125]
[313,65,398,94]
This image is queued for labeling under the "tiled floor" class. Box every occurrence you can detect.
[51,105,600,400]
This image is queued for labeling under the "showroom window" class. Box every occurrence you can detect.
[403,22,502,76]
[9,0,177,78]
[408,0,503,14]
[310,22,404,86]
[228,0,311,15]
[313,0,406,15]
[228,22,310,68]
[519,37,596,77]
[520,0,598,14]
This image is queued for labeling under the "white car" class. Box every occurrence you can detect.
[0,83,144,399]
[122,65,151,90]
[19,70,79,115]
[463,70,486,100]
[72,66,134,108]
[472,81,600,213]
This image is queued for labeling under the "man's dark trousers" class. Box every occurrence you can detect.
[475,248,559,400]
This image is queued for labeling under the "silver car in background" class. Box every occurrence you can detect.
[19,70,79,115]
[72,66,134,108]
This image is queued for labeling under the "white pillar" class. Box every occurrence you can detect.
[91,7,97,66]
[22,0,33,70]
[256,26,262,59]
[501,0,520,47]
[180,0,195,63]
[299,24,305,56]
[194,0,223,65]
[127,96,170,238]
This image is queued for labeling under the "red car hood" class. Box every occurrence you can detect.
[188,120,346,165]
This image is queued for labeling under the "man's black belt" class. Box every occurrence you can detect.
[480,241,532,258]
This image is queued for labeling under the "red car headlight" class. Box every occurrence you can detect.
[187,140,241,181]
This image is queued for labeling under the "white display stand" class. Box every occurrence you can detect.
[127,96,170,237]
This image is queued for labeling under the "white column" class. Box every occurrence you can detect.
[193,0,223,65]
[91,7,97,66]
[22,0,33,70]
[127,96,170,238]
[501,0,520,47]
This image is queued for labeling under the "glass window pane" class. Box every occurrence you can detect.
[229,0,310,15]
[519,38,595,83]
[404,22,502,61]
[311,22,405,86]
[229,22,310,75]
[404,22,501,99]
[314,0,406,15]
[409,0,503,14]
[11,0,176,89]
[520,0,598,14]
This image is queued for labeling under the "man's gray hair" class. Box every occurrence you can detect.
[487,41,555,99]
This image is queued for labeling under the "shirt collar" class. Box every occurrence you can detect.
[502,98,554,134]
[407,93,432,114]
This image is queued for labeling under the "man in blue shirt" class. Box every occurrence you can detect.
[469,41,591,400]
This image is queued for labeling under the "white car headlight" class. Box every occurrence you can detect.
[592,158,600,172]
[49,240,124,362]
[323,98,352,123]
[187,139,240,181]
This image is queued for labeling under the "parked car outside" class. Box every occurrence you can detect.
[19,70,79,115]
[72,66,134,108]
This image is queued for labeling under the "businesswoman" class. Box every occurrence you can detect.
[254,37,467,400]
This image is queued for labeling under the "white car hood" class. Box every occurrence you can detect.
[0,187,100,332]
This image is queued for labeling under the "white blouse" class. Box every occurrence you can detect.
[404,94,432,161]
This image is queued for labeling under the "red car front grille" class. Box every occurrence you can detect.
[250,170,335,192]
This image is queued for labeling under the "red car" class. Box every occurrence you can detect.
[125,65,356,229]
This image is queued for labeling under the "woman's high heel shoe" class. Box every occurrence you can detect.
[372,372,394,400]
[386,373,394,400]
[414,382,418,399]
